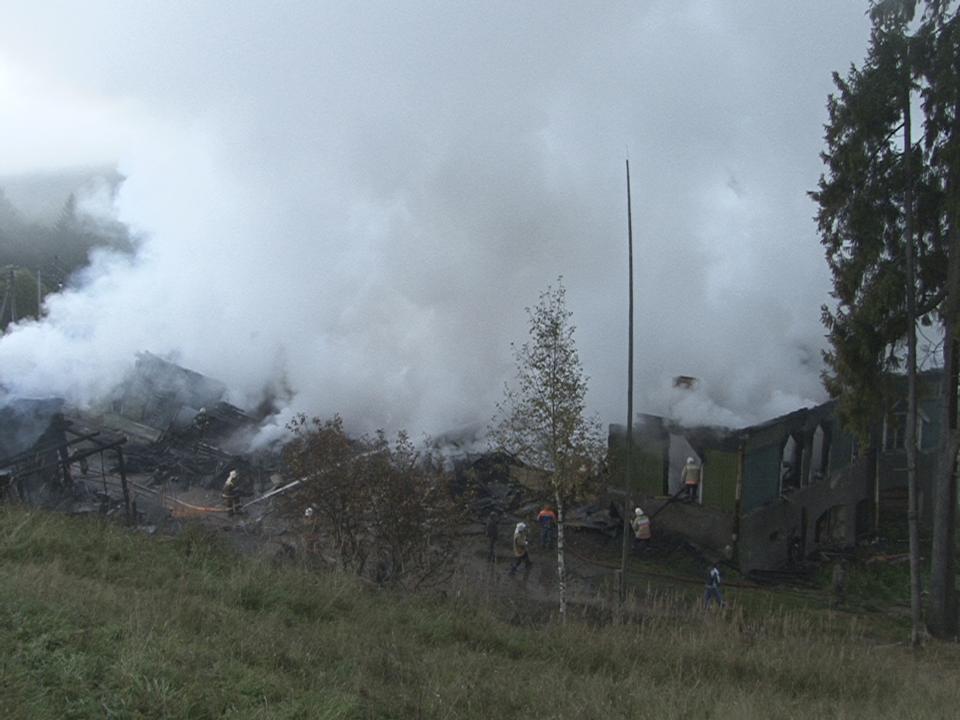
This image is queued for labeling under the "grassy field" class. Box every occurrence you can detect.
[1,507,959,719]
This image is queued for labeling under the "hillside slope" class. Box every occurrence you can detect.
[1,507,958,719]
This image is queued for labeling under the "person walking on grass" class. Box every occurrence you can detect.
[485,510,500,563]
[509,521,531,576]
[705,562,724,608]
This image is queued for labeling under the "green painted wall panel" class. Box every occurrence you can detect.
[704,449,738,512]
[609,438,666,496]
[742,443,780,512]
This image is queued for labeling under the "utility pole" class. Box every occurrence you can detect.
[619,159,635,603]
[36,269,42,319]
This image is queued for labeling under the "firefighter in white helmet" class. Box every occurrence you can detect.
[509,521,532,576]
[631,506,651,551]
[681,456,701,503]
[222,469,241,516]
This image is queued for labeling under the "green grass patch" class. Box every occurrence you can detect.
[1,506,959,719]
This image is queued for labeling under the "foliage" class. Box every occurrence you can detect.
[490,278,605,498]
[280,414,463,589]
[0,188,134,331]
[812,0,960,439]
[0,266,54,326]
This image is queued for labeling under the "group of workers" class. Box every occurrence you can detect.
[487,503,724,606]
[481,454,726,605]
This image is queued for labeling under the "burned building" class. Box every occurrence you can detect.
[608,384,944,573]
[90,351,232,441]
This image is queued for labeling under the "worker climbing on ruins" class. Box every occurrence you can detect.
[681,456,701,503]
[537,505,557,549]
[222,469,241,516]
[630,506,651,551]
[193,407,211,438]
[485,510,500,563]
[509,521,532,576]
[704,561,725,608]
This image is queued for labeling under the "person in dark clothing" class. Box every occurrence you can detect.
[537,506,557,549]
[485,511,500,563]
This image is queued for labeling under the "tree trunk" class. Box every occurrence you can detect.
[928,330,958,638]
[928,98,960,636]
[903,81,924,647]
[556,490,567,624]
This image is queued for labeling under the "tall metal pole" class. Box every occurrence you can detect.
[619,159,635,603]
[37,269,42,319]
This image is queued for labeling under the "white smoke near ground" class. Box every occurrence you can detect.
[0,2,871,441]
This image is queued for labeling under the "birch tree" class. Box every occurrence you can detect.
[491,279,604,623]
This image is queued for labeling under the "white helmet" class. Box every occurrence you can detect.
[304,506,315,518]
[635,507,644,516]
[686,457,695,465]
[516,522,527,533]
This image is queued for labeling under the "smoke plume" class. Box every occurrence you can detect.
[0,2,872,438]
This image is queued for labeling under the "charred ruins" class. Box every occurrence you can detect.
[1,351,943,576]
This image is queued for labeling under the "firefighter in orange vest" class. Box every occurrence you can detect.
[537,506,558,549]
[681,456,701,503]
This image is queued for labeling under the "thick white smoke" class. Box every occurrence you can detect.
[0,2,872,438]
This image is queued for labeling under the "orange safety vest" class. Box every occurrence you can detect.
[537,509,557,523]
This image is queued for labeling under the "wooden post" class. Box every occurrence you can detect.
[117,447,133,525]
[58,442,72,488]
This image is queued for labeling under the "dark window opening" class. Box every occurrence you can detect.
[884,411,928,452]
[809,424,831,484]
[780,435,802,494]
[815,505,848,546]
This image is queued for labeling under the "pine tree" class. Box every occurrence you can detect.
[813,0,960,639]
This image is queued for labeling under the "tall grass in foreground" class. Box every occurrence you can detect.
[0,507,958,719]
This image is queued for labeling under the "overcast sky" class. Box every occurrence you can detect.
[0,1,875,439]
